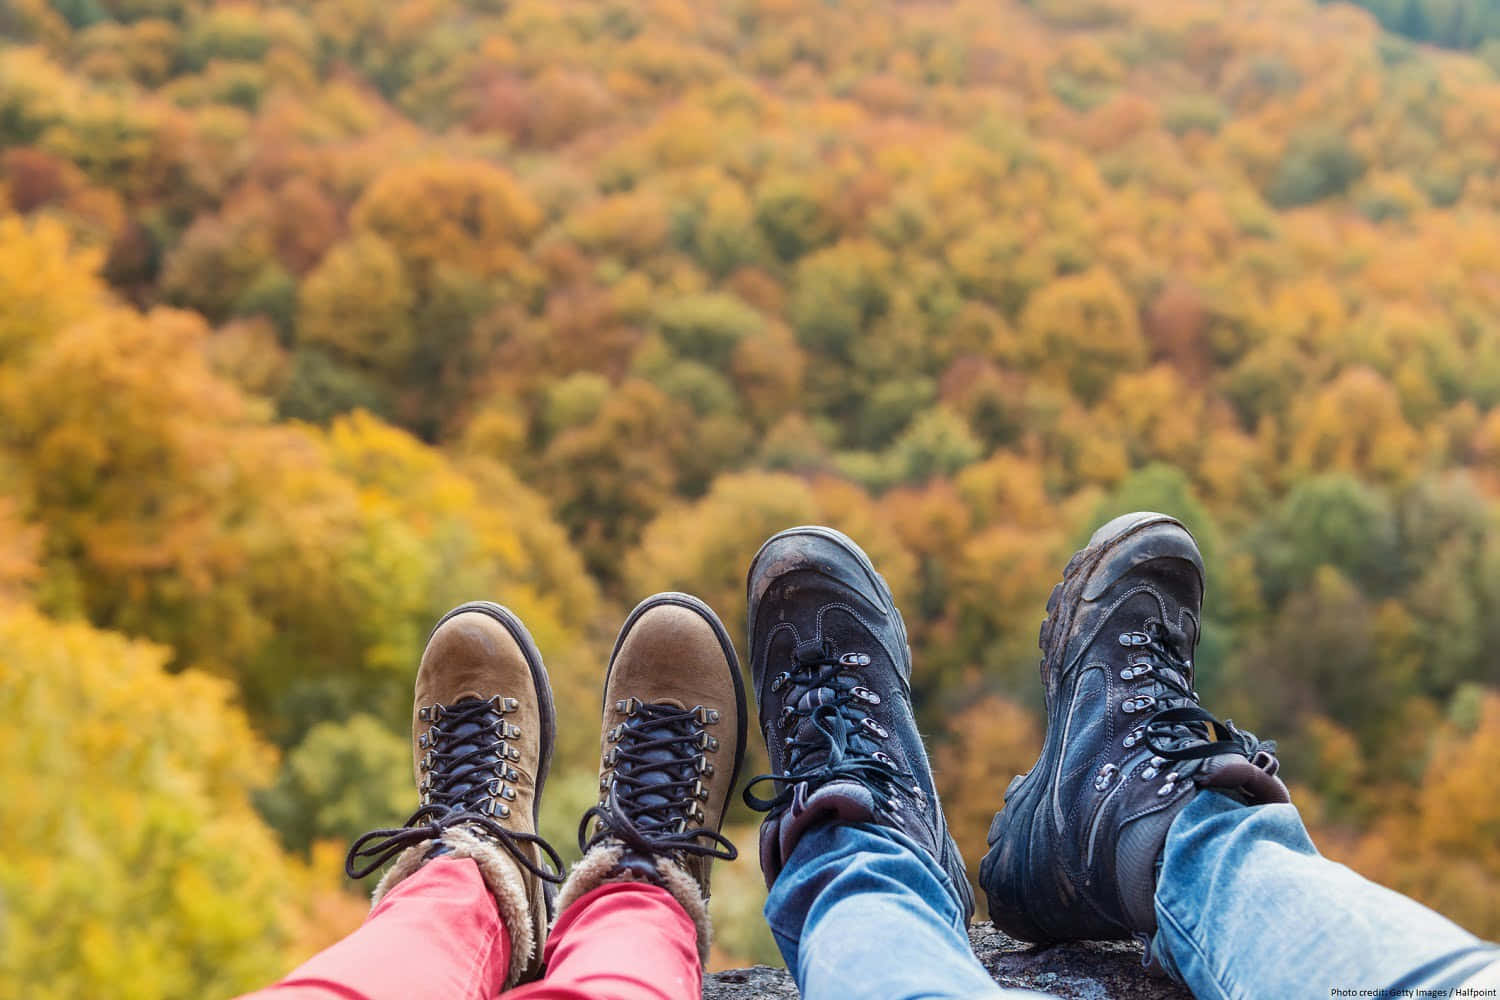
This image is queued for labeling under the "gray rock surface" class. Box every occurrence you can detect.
[704,921,1190,999]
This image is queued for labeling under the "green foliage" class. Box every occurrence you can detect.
[1268,128,1367,208]
[1331,0,1500,50]
[256,714,413,853]
[654,292,765,367]
[1252,475,1400,607]
[277,348,394,424]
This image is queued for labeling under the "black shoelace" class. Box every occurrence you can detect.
[743,641,908,813]
[579,702,737,861]
[1125,621,1276,768]
[345,696,564,883]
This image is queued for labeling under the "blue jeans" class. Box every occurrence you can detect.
[765,797,1500,1000]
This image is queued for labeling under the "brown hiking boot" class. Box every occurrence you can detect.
[345,602,564,987]
[555,593,747,964]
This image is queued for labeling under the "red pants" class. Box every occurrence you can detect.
[243,859,700,1000]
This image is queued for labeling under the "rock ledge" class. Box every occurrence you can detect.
[705,921,1190,999]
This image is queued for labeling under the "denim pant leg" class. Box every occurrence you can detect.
[1153,792,1500,1000]
[764,821,1046,1000]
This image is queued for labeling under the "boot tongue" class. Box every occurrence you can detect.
[626,702,693,811]
[793,638,826,663]
[795,687,840,712]
[443,713,501,805]
[786,686,849,770]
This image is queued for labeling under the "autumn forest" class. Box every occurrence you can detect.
[3,0,1500,994]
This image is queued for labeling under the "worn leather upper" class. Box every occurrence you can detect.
[746,526,974,921]
[981,513,1287,943]
[593,594,746,897]
[410,603,554,975]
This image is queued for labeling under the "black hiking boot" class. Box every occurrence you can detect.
[743,525,974,921]
[978,512,1288,946]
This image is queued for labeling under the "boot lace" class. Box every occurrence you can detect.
[579,700,737,861]
[346,695,564,883]
[742,640,907,813]
[1117,621,1277,790]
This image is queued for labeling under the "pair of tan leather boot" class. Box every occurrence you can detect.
[345,595,745,987]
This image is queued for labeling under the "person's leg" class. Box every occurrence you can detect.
[766,820,1044,1000]
[744,527,1046,1000]
[512,592,745,1000]
[239,858,509,1000]
[1152,792,1500,999]
[508,882,701,1000]
[244,603,568,998]
[980,511,1500,1000]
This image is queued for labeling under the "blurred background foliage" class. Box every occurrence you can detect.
[3,0,1500,992]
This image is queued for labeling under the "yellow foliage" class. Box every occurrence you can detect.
[935,696,1042,887]
[297,233,417,371]
[352,159,542,279]
[0,606,295,998]
[1288,368,1423,486]
[1334,692,1500,938]
[0,214,102,361]
[1018,268,1147,402]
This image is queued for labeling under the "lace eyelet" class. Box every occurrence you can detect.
[860,717,889,739]
[851,686,881,705]
[771,672,791,692]
[1094,764,1118,791]
[872,751,895,767]
[839,652,872,667]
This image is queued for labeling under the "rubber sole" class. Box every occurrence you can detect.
[603,592,749,830]
[980,513,1189,942]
